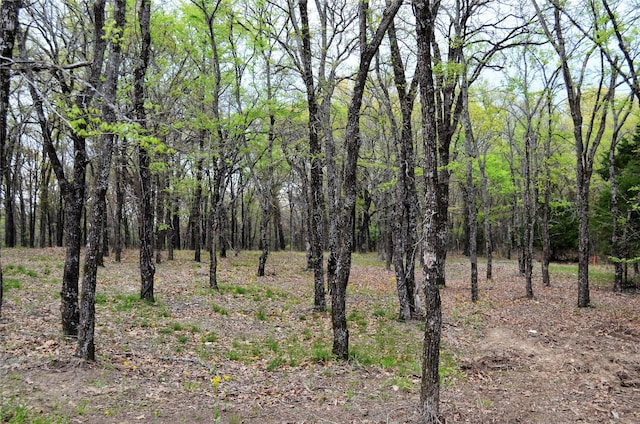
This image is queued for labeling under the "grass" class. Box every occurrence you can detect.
[0,399,67,424]
[211,303,228,315]
[2,278,21,292]
[548,263,616,286]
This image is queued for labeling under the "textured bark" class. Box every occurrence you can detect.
[326,0,403,359]
[415,0,444,420]
[298,0,326,312]
[136,0,154,302]
[462,73,479,303]
[39,156,52,248]
[386,17,419,320]
[0,0,21,316]
[191,137,204,261]
[77,0,126,360]
[257,130,273,277]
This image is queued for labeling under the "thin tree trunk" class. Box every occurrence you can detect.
[298,0,326,312]
[136,0,154,302]
[479,153,493,280]
[114,139,126,262]
[415,0,443,420]
[462,71,479,303]
[325,0,403,360]
[77,0,125,360]
[0,0,21,316]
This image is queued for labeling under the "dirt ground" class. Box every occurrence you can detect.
[1,248,639,423]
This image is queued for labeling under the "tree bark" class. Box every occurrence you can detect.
[298,0,326,312]
[77,0,126,360]
[136,0,154,302]
[24,0,106,336]
[326,0,403,359]
[0,0,21,316]
[462,70,479,303]
[415,0,443,420]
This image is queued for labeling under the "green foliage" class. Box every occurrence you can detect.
[548,201,579,261]
[594,125,640,258]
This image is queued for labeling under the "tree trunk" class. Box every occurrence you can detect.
[136,0,154,302]
[298,0,326,312]
[386,18,419,320]
[415,0,444,420]
[462,71,479,303]
[523,129,535,299]
[0,0,21,316]
[325,0,403,360]
[479,153,493,280]
[114,139,126,262]
[77,0,125,360]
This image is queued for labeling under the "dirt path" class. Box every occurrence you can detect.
[1,249,639,423]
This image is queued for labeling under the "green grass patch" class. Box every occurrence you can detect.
[440,349,463,386]
[311,339,332,363]
[211,303,228,315]
[0,399,67,424]
[202,332,217,343]
[347,309,367,329]
[2,278,21,292]
[112,294,141,312]
[266,356,285,371]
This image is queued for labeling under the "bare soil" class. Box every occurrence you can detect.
[1,248,639,423]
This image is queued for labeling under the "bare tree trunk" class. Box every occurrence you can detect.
[533,0,613,308]
[23,0,106,336]
[257,130,273,277]
[479,153,493,280]
[462,71,479,303]
[192,136,204,262]
[523,129,535,299]
[77,0,126,360]
[298,0,326,312]
[325,0,403,360]
[114,139,126,262]
[0,0,21,316]
[135,0,154,302]
[540,91,553,287]
[415,0,443,420]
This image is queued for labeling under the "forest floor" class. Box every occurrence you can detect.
[1,248,639,423]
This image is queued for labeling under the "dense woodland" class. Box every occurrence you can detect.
[1,0,639,421]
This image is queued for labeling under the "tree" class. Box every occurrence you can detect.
[414,0,443,419]
[22,0,107,336]
[533,0,616,307]
[77,0,126,360]
[135,0,154,302]
[0,0,21,317]
[385,12,420,321]
[325,0,403,360]
[298,0,326,312]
